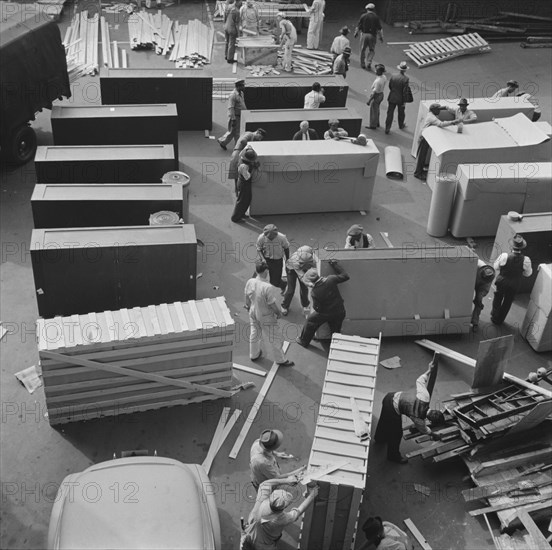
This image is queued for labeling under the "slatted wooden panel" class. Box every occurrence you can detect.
[37,298,234,425]
[299,333,380,550]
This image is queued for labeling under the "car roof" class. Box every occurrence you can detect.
[53,457,214,549]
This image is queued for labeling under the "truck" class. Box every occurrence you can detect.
[0,9,71,164]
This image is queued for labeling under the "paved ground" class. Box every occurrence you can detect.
[1,1,551,549]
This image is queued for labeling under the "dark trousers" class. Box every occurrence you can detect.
[385,102,405,131]
[300,308,345,345]
[491,281,518,325]
[374,392,402,459]
[220,117,240,147]
[265,257,285,290]
[369,92,383,128]
[414,137,430,177]
[231,178,251,222]
[471,290,486,326]
[282,269,309,310]
[225,31,237,61]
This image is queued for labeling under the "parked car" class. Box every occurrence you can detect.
[47,456,221,549]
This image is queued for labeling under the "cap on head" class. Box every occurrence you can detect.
[300,120,309,131]
[240,147,257,162]
[362,517,384,540]
[397,61,408,71]
[511,234,527,250]
[481,266,495,281]
[347,224,364,236]
[427,410,445,425]
[343,46,352,55]
[340,26,349,35]
[235,78,245,86]
[255,128,267,137]
[263,224,278,236]
[269,490,293,512]
[328,118,340,127]
[365,3,375,10]
[303,268,320,284]
[259,428,283,450]
[458,98,469,106]
[507,80,519,88]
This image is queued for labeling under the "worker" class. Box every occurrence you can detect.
[295,259,350,348]
[231,146,259,223]
[228,128,266,195]
[292,120,319,140]
[240,477,318,549]
[366,64,387,129]
[324,119,348,140]
[276,13,297,72]
[354,3,383,71]
[330,26,350,58]
[240,0,260,36]
[281,245,315,317]
[256,224,290,291]
[344,224,374,249]
[491,234,532,325]
[413,103,457,180]
[218,78,247,150]
[245,263,295,367]
[224,0,242,63]
[471,260,495,331]
[517,91,542,121]
[333,46,351,77]
[374,360,445,464]
[385,62,410,134]
[306,0,325,50]
[491,79,519,99]
[445,98,477,124]
[304,82,326,108]
[360,516,413,550]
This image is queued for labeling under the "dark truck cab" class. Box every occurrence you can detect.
[1,12,71,163]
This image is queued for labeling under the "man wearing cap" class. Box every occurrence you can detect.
[256,225,290,291]
[491,234,532,325]
[240,476,318,549]
[229,128,266,195]
[231,146,259,222]
[292,121,319,140]
[296,259,350,348]
[333,46,351,77]
[331,26,350,58]
[354,3,383,71]
[444,98,477,124]
[224,0,242,63]
[277,13,297,72]
[306,0,325,50]
[374,359,445,464]
[344,224,374,249]
[249,429,305,490]
[245,263,295,366]
[413,103,458,180]
[385,61,410,134]
[471,259,496,331]
[324,119,349,140]
[491,80,519,99]
[281,245,315,316]
[218,78,247,150]
[366,64,387,129]
[304,82,326,109]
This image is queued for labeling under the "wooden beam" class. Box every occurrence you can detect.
[473,447,552,475]
[404,518,432,550]
[233,363,267,377]
[202,406,230,473]
[517,511,552,550]
[469,496,550,517]
[322,485,338,550]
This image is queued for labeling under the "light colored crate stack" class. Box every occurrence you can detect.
[300,333,380,550]
[37,297,235,425]
[63,11,99,81]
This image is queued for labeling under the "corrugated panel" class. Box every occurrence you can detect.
[37,297,234,351]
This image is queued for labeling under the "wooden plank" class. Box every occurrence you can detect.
[517,511,552,550]
[404,518,432,550]
[202,406,231,473]
[233,363,266,377]
[173,302,190,332]
[314,425,362,445]
[473,336,513,390]
[216,296,234,326]
[322,484,338,550]
[312,438,368,460]
[474,448,552,475]
[158,303,174,334]
[323,382,372,400]
[509,401,552,435]
[325,371,374,387]
[469,496,550,517]
[342,487,363,549]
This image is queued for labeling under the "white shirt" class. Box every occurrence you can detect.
[393,370,431,434]
[302,132,310,140]
[494,253,532,277]
[330,35,350,55]
[370,74,386,94]
[445,106,477,123]
[279,19,297,43]
[304,90,326,108]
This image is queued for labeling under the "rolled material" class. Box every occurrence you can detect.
[149,211,181,225]
[384,146,403,179]
[162,171,190,187]
[427,174,457,237]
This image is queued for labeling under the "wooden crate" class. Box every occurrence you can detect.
[37,297,235,425]
[300,333,380,550]
[239,44,279,66]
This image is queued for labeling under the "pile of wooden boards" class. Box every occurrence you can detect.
[100,15,128,68]
[63,11,99,81]
[284,46,333,75]
[214,0,309,23]
[127,12,214,67]
[404,32,490,68]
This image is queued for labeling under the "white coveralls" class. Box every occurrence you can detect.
[306,0,325,49]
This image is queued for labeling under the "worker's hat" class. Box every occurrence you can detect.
[507,80,519,88]
[481,266,495,281]
[347,224,364,236]
[343,46,352,55]
[255,127,267,137]
[365,3,376,9]
[397,61,409,71]
[240,147,257,162]
[263,223,278,235]
[235,78,245,85]
[457,98,469,106]
[260,429,283,450]
[510,234,527,250]
[269,490,294,512]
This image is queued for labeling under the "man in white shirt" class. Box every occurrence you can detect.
[240,0,260,35]
[445,98,477,124]
[361,517,413,550]
[306,0,325,49]
[366,64,386,129]
[324,119,348,140]
[330,26,350,58]
[491,79,519,99]
[491,234,532,325]
[256,224,290,291]
[277,13,297,72]
[304,82,326,108]
[292,121,319,140]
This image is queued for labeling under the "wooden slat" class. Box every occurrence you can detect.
[404,518,432,550]
[202,406,231,473]
[312,438,368,460]
[158,303,174,334]
[233,363,266,377]
[173,302,190,332]
[315,425,369,445]
[188,300,203,331]
[342,487,363,549]
[325,371,374,387]
[322,484,338,550]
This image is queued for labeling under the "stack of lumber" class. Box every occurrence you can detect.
[214,1,309,22]
[170,19,214,68]
[37,297,235,425]
[63,11,99,81]
[404,32,490,68]
[282,46,333,75]
[128,10,173,53]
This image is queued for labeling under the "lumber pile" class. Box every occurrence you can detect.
[281,46,333,75]
[63,11,99,82]
[214,0,309,22]
[404,32,490,68]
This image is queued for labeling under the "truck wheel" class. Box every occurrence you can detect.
[9,125,37,164]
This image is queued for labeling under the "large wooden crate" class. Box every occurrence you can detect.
[300,333,380,550]
[37,297,235,425]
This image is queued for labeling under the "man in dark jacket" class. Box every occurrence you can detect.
[296,259,349,347]
[354,3,383,71]
[292,121,319,140]
[385,61,409,134]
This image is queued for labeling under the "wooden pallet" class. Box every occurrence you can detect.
[37,298,235,425]
[299,333,380,550]
[404,32,491,68]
